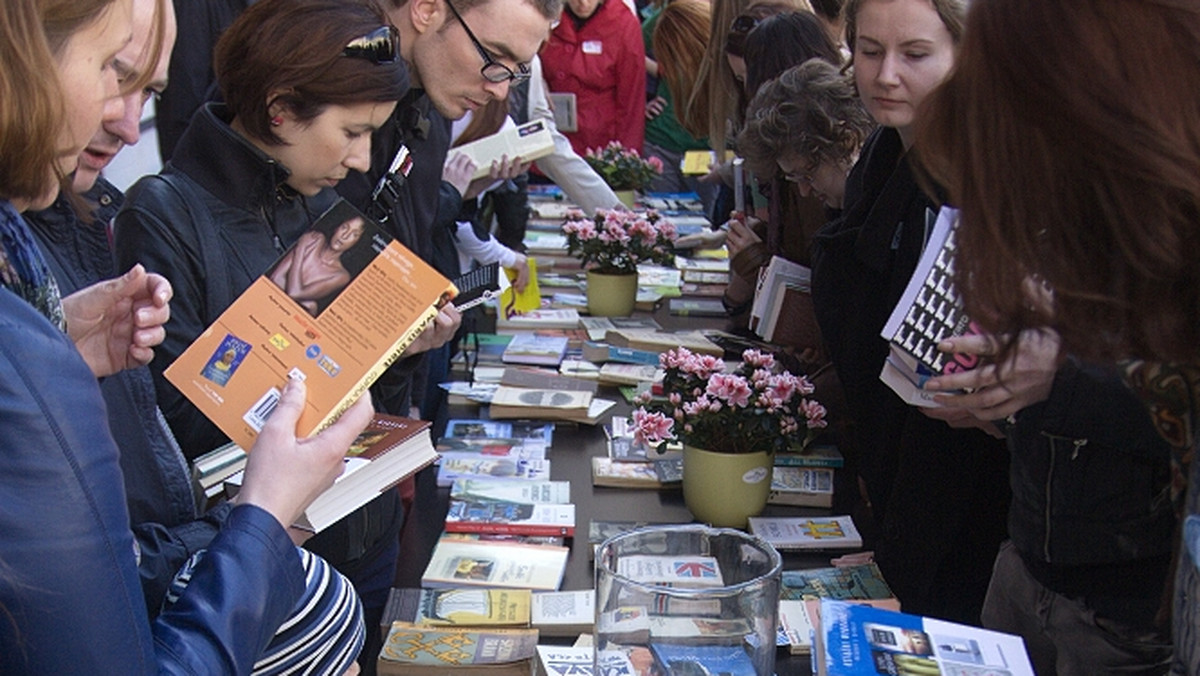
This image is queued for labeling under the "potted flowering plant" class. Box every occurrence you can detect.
[584,141,664,206]
[630,347,827,527]
[562,207,677,316]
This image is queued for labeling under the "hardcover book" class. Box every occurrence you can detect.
[747,515,863,551]
[444,499,576,537]
[165,199,455,450]
[224,413,436,533]
[815,599,1035,676]
[421,538,569,591]
[378,622,538,676]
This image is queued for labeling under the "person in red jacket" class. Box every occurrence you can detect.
[539,0,646,157]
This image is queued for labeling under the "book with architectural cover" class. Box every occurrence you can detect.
[531,589,595,637]
[378,622,538,675]
[768,467,835,508]
[444,499,576,537]
[421,538,569,591]
[880,206,982,378]
[450,478,571,504]
[747,515,863,551]
[455,119,556,180]
[815,599,1035,676]
[165,199,456,449]
[780,563,896,601]
[225,413,436,533]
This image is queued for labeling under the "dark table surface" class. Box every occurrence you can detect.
[393,304,851,674]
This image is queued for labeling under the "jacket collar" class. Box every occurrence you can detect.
[168,103,298,214]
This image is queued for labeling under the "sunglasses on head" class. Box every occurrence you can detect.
[342,25,399,64]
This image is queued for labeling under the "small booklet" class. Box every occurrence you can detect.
[547,92,577,132]
[165,199,456,450]
[454,119,556,180]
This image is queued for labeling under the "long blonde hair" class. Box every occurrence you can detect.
[652,0,711,132]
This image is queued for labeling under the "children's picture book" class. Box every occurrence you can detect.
[378,622,537,675]
[444,499,576,537]
[501,332,570,367]
[815,599,1035,676]
[450,478,571,504]
[747,515,863,551]
[649,643,756,676]
[165,199,456,449]
[421,538,568,591]
[780,563,896,601]
[224,413,436,533]
[436,452,551,487]
[768,467,835,508]
[531,589,595,637]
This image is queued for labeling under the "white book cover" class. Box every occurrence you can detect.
[748,515,863,551]
[450,478,571,504]
[455,119,556,180]
[531,589,594,633]
[615,554,726,588]
[421,538,568,591]
[750,256,812,335]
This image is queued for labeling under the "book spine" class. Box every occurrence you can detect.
[315,302,442,436]
[443,520,575,537]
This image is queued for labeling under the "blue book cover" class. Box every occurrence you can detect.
[819,599,1034,675]
[649,643,757,676]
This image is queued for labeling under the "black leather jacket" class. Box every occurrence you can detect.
[115,103,401,572]
[1007,358,1174,600]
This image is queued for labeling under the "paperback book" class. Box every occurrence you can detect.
[500,332,570,367]
[450,478,571,504]
[435,452,551,487]
[380,587,533,628]
[815,599,1035,676]
[747,515,863,551]
[768,466,835,508]
[780,563,896,601]
[378,622,538,676]
[444,499,576,537]
[531,588,595,637]
[165,199,456,449]
[443,419,555,446]
[649,643,756,676]
[421,538,569,591]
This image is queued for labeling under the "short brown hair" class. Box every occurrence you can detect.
[916,0,1200,363]
[0,0,118,202]
[738,59,872,179]
[216,0,409,147]
[842,0,965,63]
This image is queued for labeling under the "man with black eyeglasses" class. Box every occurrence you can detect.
[335,0,562,423]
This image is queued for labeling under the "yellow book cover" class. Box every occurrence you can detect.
[416,588,532,626]
[498,257,542,317]
[165,199,456,450]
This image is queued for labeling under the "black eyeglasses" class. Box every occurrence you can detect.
[444,0,531,83]
[343,25,399,64]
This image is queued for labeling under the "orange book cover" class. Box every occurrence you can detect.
[165,199,456,450]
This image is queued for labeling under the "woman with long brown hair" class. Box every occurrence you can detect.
[917,0,1200,671]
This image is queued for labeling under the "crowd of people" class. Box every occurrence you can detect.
[0,0,1197,674]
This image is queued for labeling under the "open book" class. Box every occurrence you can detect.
[165,199,456,449]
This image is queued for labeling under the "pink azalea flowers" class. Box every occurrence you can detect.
[562,208,677,274]
[631,347,828,455]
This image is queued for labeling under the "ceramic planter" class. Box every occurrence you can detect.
[682,445,773,528]
[586,270,638,317]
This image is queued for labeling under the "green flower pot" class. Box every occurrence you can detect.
[586,270,638,317]
[614,189,637,208]
[682,445,773,529]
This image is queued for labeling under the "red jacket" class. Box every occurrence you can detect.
[539,1,646,157]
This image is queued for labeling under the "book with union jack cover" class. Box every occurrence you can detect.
[614,555,725,588]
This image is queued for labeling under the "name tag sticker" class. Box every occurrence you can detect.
[582,40,603,54]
